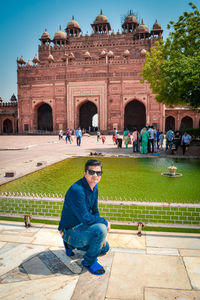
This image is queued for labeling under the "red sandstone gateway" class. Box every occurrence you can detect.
[0,11,199,134]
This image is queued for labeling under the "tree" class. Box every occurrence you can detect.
[140,2,200,108]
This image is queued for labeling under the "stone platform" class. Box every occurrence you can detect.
[0,221,200,300]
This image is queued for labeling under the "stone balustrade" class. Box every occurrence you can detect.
[0,193,200,229]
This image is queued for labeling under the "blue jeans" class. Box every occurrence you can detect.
[76,136,81,146]
[133,141,138,152]
[165,140,173,151]
[66,136,71,143]
[148,139,154,153]
[63,223,109,266]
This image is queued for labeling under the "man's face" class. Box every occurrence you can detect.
[85,165,102,188]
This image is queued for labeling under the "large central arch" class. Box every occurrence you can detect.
[79,101,97,130]
[124,100,146,131]
[37,103,53,131]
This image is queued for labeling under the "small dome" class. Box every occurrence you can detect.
[124,11,137,24]
[117,29,120,35]
[84,51,91,57]
[53,26,67,40]
[41,29,50,40]
[48,54,54,62]
[85,32,89,37]
[32,55,40,64]
[17,56,26,65]
[153,20,162,30]
[100,50,106,57]
[137,20,149,33]
[10,94,17,102]
[27,60,31,66]
[123,49,130,57]
[111,30,115,35]
[108,50,114,58]
[67,16,80,29]
[141,49,147,56]
[69,52,75,59]
[94,10,108,24]
[0,97,2,102]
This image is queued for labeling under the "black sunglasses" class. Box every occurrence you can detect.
[87,169,103,176]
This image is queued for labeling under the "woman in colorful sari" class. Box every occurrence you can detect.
[123,128,129,148]
[140,127,149,154]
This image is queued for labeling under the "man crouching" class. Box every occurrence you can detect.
[58,159,110,275]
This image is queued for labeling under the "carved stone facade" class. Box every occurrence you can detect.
[15,11,199,133]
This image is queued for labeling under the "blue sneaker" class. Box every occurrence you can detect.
[63,241,74,256]
[66,248,74,257]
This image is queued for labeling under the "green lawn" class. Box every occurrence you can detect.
[0,157,200,203]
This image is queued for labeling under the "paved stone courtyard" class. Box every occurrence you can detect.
[0,221,200,299]
[0,135,200,299]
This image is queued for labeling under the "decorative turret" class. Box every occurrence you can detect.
[91,10,111,34]
[107,50,114,58]
[123,49,130,58]
[26,60,32,67]
[48,54,54,63]
[122,11,138,33]
[17,56,26,65]
[84,51,91,59]
[10,94,17,102]
[100,50,106,58]
[0,97,2,103]
[133,19,150,40]
[53,26,67,45]
[40,29,51,44]
[151,20,163,37]
[140,49,147,57]
[69,52,75,60]
[32,54,40,64]
[65,16,81,37]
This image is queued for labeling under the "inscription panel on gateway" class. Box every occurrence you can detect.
[55,87,65,95]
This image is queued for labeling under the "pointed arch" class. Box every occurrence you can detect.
[79,101,97,130]
[180,116,193,129]
[37,103,53,131]
[3,118,13,133]
[124,100,146,131]
[165,116,175,131]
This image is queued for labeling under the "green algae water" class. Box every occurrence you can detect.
[0,157,200,203]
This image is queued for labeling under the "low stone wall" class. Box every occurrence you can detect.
[0,194,200,228]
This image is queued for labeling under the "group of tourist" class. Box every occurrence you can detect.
[59,126,192,155]
[112,126,192,155]
[58,128,83,146]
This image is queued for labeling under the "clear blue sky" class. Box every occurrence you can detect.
[0,0,198,101]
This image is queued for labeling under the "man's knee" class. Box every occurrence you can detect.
[91,223,107,239]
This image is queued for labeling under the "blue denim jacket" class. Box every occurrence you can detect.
[58,177,108,231]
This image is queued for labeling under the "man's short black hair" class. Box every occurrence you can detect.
[85,160,102,171]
